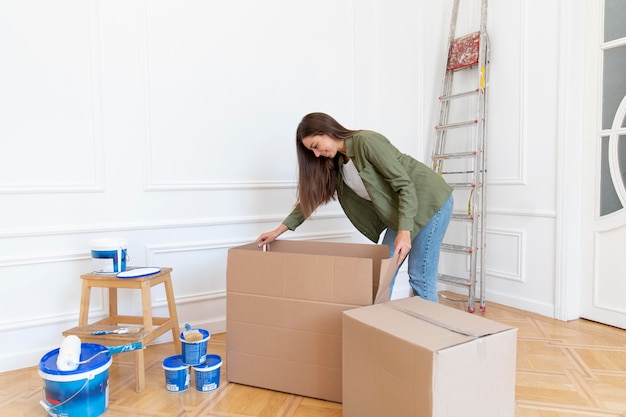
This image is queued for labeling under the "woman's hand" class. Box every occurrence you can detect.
[256,224,289,247]
[394,230,412,265]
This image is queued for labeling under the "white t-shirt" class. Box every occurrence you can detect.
[342,159,371,201]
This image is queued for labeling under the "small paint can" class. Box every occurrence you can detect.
[193,355,222,392]
[162,355,190,392]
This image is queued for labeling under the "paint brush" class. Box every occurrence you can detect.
[91,327,142,335]
[77,341,143,364]
[183,323,203,342]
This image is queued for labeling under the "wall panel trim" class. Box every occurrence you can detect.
[0,211,348,239]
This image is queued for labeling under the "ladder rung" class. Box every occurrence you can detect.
[447,182,475,189]
[441,243,472,254]
[441,169,483,175]
[435,120,478,130]
[432,151,477,160]
[451,213,473,221]
[439,89,479,101]
[438,273,472,287]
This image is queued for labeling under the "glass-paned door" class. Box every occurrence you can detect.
[581,0,626,329]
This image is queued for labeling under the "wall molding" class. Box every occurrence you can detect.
[0,280,107,332]
[486,287,555,318]
[485,228,525,283]
[518,0,528,185]
[0,251,89,267]
[0,0,105,195]
[554,0,585,321]
[487,207,556,218]
[0,184,105,194]
[136,0,361,191]
[487,0,527,186]
[161,290,226,308]
[145,180,296,192]
[0,310,88,332]
[0,211,348,238]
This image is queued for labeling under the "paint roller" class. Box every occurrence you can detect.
[56,335,143,371]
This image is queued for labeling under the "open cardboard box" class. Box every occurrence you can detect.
[226,240,399,402]
[342,296,517,417]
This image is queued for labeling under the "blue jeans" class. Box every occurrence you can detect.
[382,194,453,302]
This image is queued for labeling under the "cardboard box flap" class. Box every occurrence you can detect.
[389,297,512,338]
[228,240,396,304]
[267,239,388,259]
[374,253,400,304]
[344,303,474,352]
[344,297,514,352]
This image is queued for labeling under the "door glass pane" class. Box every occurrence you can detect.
[600,136,623,216]
[604,0,626,42]
[602,45,626,130]
[617,135,626,190]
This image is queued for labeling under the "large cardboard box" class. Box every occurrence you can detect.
[226,240,398,402]
[342,296,517,417]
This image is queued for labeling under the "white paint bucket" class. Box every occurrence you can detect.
[39,343,112,417]
[89,238,128,274]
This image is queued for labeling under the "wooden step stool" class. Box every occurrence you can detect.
[63,267,181,392]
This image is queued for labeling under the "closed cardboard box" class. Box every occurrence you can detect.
[226,240,398,402]
[343,296,517,417]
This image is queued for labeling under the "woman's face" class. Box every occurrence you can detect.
[301,134,343,159]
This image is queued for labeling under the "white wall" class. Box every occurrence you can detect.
[0,0,585,372]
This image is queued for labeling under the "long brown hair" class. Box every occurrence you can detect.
[294,113,359,217]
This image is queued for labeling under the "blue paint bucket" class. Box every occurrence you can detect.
[179,329,210,365]
[193,354,222,392]
[89,238,128,274]
[38,343,112,417]
[162,355,190,392]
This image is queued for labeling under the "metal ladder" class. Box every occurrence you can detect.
[432,0,489,313]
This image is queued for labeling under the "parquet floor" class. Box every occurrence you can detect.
[1,293,626,416]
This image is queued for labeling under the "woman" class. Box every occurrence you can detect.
[256,112,453,302]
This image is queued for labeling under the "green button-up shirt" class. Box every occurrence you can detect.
[283,130,453,242]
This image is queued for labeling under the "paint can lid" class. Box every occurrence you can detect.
[163,355,189,370]
[193,354,222,371]
[39,343,110,375]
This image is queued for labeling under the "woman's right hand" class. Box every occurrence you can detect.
[256,224,289,247]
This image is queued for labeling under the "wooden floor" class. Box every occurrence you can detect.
[2,294,626,416]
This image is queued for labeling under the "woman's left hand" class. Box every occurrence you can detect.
[394,230,412,265]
